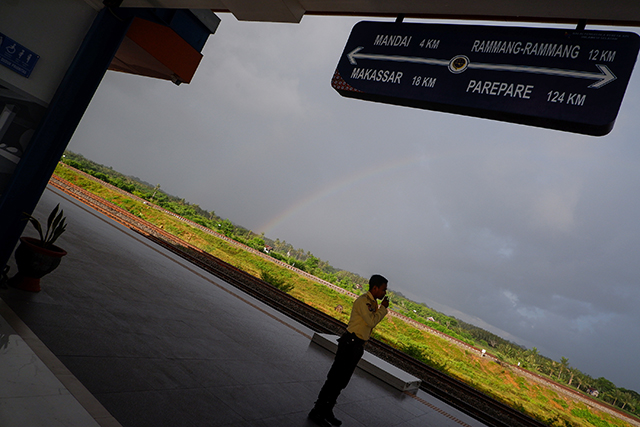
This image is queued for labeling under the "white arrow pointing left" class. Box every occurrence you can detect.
[348,46,450,67]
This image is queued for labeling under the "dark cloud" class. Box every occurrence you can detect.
[69,16,640,391]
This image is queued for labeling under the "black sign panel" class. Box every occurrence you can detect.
[332,22,640,136]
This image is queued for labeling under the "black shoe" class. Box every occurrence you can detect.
[308,408,331,427]
[326,412,342,426]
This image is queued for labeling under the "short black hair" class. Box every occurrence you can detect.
[369,274,388,289]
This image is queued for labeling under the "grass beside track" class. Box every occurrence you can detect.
[52,163,636,427]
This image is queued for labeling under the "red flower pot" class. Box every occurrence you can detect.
[10,237,67,292]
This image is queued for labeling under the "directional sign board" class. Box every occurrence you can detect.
[332,22,640,136]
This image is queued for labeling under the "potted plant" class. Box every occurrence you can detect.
[9,204,67,292]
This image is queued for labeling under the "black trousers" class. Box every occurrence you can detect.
[317,332,365,404]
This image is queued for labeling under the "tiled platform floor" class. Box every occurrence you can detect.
[0,186,487,427]
[0,300,105,427]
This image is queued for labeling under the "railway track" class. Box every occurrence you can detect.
[48,173,557,427]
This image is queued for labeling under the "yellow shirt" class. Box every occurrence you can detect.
[346,291,388,341]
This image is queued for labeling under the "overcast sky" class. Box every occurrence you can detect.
[67,15,640,391]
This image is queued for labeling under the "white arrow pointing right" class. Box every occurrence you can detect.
[468,62,616,89]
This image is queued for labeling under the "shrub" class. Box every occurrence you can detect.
[571,408,612,427]
[260,269,294,293]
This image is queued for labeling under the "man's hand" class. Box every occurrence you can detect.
[381,296,389,308]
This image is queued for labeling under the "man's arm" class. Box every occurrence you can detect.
[353,296,388,329]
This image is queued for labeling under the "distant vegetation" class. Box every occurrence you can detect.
[57,151,640,426]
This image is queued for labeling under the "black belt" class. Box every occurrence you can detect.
[341,331,366,345]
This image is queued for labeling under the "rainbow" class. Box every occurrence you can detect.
[259,154,428,234]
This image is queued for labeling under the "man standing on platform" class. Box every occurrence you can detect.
[308,274,389,427]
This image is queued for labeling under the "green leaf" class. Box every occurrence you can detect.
[46,204,59,232]
[24,213,45,242]
[45,204,60,243]
[47,210,63,243]
[48,217,66,246]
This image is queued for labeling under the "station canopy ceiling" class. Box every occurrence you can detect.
[119,0,640,26]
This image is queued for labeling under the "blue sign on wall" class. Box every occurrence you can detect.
[0,33,40,78]
[332,22,640,136]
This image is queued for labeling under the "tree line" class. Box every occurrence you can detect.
[59,150,640,418]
